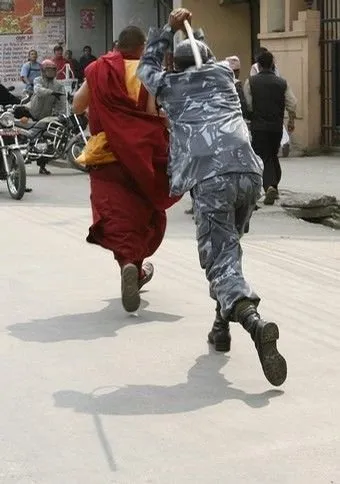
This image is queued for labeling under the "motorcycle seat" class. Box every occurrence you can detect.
[15,116,58,130]
[15,119,36,129]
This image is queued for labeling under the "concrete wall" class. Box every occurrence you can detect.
[66,0,110,59]
[111,0,158,41]
[259,3,321,151]
[182,0,252,79]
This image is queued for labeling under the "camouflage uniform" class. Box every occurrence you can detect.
[138,26,263,319]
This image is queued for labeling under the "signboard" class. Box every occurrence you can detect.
[0,16,65,84]
[0,34,34,83]
[0,0,41,35]
[43,0,65,18]
[32,16,65,58]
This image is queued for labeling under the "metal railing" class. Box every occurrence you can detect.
[320,0,340,145]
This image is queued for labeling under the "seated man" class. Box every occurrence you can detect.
[138,9,287,387]
[28,59,66,174]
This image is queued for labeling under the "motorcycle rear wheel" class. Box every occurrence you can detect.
[6,149,26,200]
[67,135,89,173]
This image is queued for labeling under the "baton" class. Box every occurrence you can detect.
[183,19,203,70]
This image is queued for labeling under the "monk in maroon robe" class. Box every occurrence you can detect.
[73,26,179,313]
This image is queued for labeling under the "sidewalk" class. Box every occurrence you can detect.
[280,156,340,199]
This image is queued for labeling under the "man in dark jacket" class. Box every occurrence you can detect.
[244,51,297,205]
[79,45,97,79]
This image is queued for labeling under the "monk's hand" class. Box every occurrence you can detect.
[169,8,192,32]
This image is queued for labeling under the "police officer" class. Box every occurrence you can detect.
[138,8,287,387]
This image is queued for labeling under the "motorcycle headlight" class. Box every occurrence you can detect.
[0,112,15,128]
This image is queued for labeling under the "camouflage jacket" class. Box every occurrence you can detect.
[137,26,263,196]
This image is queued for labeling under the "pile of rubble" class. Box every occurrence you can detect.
[280,191,340,229]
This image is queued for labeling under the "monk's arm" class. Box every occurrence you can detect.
[72,80,90,114]
[137,25,174,97]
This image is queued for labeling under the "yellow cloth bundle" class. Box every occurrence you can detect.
[77,132,116,166]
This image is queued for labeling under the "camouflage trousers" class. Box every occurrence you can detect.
[192,173,262,320]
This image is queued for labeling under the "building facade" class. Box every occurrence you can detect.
[257,0,321,152]
[65,0,171,59]
[0,0,337,151]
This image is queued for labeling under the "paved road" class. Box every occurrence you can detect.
[0,164,340,483]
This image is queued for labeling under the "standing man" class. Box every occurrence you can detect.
[72,26,179,313]
[20,49,41,95]
[244,51,297,205]
[79,45,97,79]
[138,9,287,387]
[52,45,73,80]
[250,47,280,77]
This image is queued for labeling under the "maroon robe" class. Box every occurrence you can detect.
[85,51,179,273]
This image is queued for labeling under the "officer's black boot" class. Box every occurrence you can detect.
[208,302,231,352]
[235,299,287,387]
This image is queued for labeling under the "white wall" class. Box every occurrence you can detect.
[111,0,158,40]
[66,0,110,59]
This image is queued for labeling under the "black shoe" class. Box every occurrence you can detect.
[25,188,33,193]
[263,186,278,205]
[208,304,231,352]
[39,166,51,175]
[253,319,287,387]
[237,305,287,386]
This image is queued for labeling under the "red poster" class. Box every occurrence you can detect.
[0,0,42,34]
[44,0,65,17]
[80,9,95,30]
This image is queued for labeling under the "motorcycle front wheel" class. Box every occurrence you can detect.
[67,134,89,173]
[6,148,27,200]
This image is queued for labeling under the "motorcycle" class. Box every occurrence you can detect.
[14,111,88,173]
[0,110,27,200]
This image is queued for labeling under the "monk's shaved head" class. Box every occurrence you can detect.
[117,26,146,53]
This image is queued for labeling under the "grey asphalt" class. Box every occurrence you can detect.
[0,157,339,483]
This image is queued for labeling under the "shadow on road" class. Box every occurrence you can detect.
[53,350,283,416]
[7,298,182,343]
[52,350,282,471]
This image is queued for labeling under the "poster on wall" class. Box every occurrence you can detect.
[43,0,65,18]
[0,15,65,84]
[80,9,96,30]
[32,16,65,58]
[0,0,42,34]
